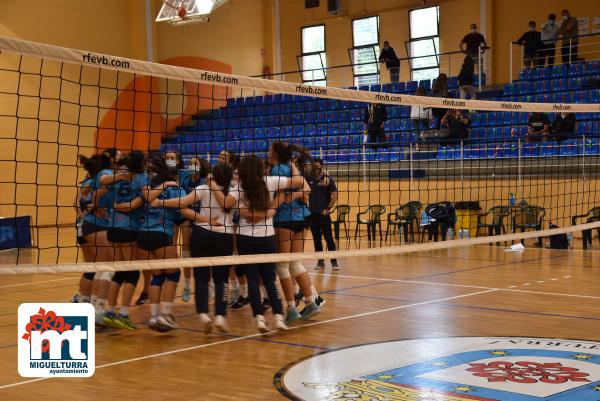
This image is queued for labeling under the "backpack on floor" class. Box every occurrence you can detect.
[548,223,568,249]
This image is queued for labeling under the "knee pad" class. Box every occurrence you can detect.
[124,270,140,285]
[290,261,306,277]
[97,271,115,281]
[166,270,181,283]
[82,272,95,281]
[276,262,291,279]
[150,273,166,286]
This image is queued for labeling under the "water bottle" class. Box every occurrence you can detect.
[567,233,573,249]
[463,229,470,240]
[509,193,516,206]
[447,227,454,240]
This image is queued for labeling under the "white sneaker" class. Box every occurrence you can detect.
[273,314,288,331]
[213,315,229,333]
[256,314,269,334]
[198,313,213,334]
[157,314,178,330]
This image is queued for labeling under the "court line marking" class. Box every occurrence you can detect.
[312,272,600,300]
[0,288,495,390]
[0,277,78,289]
[329,292,600,322]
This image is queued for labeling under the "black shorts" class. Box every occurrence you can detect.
[77,236,87,245]
[112,270,140,286]
[274,220,307,234]
[107,228,138,243]
[137,231,172,251]
[82,221,106,237]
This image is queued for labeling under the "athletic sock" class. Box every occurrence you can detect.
[120,306,129,316]
[231,280,240,291]
[90,295,98,306]
[95,299,106,315]
[159,301,173,315]
[287,300,296,308]
[184,277,191,289]
[304,294,315,304]
[240,284,248,298]
[150,303,158,318]
[79,295,90,303]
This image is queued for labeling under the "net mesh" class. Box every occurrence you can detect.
[1,36,600,274]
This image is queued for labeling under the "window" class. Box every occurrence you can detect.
[408,6,440,81]
[351,16,379,86]
[300,25,326,86]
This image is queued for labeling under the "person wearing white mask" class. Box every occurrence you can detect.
[460,23,487,72]
[559,9,579,64]
[517,21,542,68]
[540,14,560,66]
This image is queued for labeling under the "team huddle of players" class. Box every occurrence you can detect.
[74,142,326,334]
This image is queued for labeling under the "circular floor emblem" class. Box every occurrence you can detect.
[275,337,600,400]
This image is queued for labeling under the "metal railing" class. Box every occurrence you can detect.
[510,31,600,82]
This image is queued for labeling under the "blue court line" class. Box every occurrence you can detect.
[177,326,331,351]
[330,291,600,322]
[405,254,566,281]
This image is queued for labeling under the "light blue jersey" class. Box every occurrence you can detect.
[83,169,114,227]
[139,186,186,237]
[110,172,149,231]
[271,163,310,223]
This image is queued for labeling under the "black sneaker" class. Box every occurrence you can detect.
[332,260,340,270]
[230,296,249,310]
[294,289,304,307]
[135,292,149,305]
[315,260,325,270]
[261,298,271,314]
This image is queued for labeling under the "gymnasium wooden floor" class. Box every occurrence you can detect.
[1,241,600,400]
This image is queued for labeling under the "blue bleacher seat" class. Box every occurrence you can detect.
[559,139,579,156]
[540,142,559,156]
[448,76,459,90]
[358,85,369,91]
[405,81,418,93]
[523,143,539,157]
[568,62,587,77]
[582,139,599,154]
[519,68,533,81]
[532,67,550,80]
[551,64,568,78]
[369,84,381,92]
[418,80,431,90]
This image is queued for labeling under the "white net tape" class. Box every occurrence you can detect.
[1,222,599,275]
[0,36,598,113]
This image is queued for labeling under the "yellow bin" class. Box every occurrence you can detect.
[455,209,479,238]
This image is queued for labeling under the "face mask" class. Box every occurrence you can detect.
[471,29,477,33]
[548,20,555,25]
[188,165,201,173]
[529,27,535,32]
[166,160,177,167]
[562,15,568,21]
[561,113,567,118]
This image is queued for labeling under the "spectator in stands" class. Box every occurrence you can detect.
[364,103,388,149]
[526,112,551,142]
[552,112,576,142]
[432,73,450,132]
[379,41,400,83]
[517,21,542,68]
[460,23,487,71]
[540,14,560,66]
[440,109,470,144]
[559,9,579,63]
[411,87,432,141]
[308,158,338,270]
[458,55,476,100]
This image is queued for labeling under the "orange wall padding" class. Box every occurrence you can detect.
[95,57,232,152]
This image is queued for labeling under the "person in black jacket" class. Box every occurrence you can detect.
[379,41,400,82]
[364,103,388,148]
[517,21,542,68]
[458,55,476,99]
[552,112,576,142]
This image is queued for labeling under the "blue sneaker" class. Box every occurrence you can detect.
[102,311,122,329]
[301,302,322,321]
[285,307,301,325]
[182,286,191,302]
[71,294,79,303]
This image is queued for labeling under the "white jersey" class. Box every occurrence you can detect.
[192,184,235,234]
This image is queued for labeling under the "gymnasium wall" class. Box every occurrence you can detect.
[277,0,598,86]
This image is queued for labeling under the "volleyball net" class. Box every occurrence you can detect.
[1,36,600,275]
